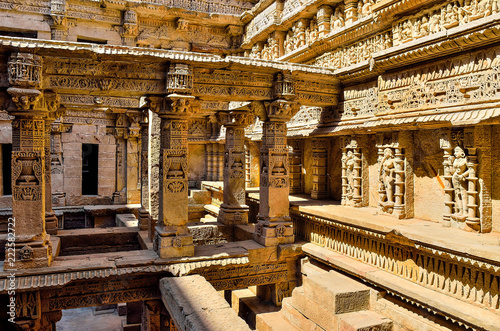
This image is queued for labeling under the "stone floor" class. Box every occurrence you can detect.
[56,307,125,331]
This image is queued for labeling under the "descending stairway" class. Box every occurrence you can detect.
[256,262,393,331]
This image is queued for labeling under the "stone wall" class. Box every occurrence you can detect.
[60,124,115,205]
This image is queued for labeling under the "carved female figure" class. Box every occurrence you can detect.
[345,151,356,197]
[449,146,470,218]
[379,148,396,205]
[331,7,345,30]
[429,11,441,33]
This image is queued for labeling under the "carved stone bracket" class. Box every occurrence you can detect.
[166,63,193,94]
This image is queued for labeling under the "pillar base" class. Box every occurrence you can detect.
[45,211,58,235]
[153,225,194,258]
[253,217,294,247]
[4,237,52,270]
[217,205,249,225]
[112,191,127,205]
[138,208,150,231]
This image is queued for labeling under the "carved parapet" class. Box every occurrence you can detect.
[166,64,193,94]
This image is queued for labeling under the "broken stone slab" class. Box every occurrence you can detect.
[303,271,370,314]
[159,275,251,331]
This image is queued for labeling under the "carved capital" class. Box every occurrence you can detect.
[166,63,193,94]
[7,87,43,115]
[216,110,253,128]
[267,99,299,122]
[45,91,66,120]
[8,53,42,89]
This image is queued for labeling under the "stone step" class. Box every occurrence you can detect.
[301,260,329,278]
[303,271,370,314]
[338,311,393,331]
[281,297,325,331]
[291,287,335,331]
[256,311,300,331]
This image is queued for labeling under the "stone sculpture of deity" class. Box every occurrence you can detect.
[449,146,470,219]
[379,148,396,206]
[345,151,356,198]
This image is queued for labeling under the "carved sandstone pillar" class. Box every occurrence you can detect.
[345,0,358,24]
[139,109,150,231]
[311,138,328,199]
[126,110,141,204]
[253,72,299,246]
[44,92,65,235]
[216,109,253,225]
[113,113,128,204]
[5,53,52,269]
[317,5,333,38]
[49,0,68,41]
[150,95,195,258]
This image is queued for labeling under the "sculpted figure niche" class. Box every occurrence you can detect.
[341,137,365,207]
[379,148,396,210]
[440,130,481,231]
[330,6,345,31]
[376,132,407,218]
[449,146,470,220]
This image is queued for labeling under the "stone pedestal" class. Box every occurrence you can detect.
[217,109,253,225]
[150,94,195,258]
[253,98,299,246]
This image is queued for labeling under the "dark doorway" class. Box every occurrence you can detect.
[82,144,98,195]
[2,144,12,195]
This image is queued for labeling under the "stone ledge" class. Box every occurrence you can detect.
[160,275,252,331]
[303,243,500,331]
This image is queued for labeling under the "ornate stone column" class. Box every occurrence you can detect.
[126,110,141,204]
[150,95,195,257]
[113,112,128,204]
[288,139,303,194]
[253,72,299,246]
[139,108,150,231]
[216,108,253,225]
[5,53,52,269]
[345,0,358,24]
[49,0,68,40]
[317,5,333,38]
[121,9,138,46]
[150,62,196,258]
[44,92,65,235]
[311,138,328,199]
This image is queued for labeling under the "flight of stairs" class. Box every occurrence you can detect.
[256,263,393,331]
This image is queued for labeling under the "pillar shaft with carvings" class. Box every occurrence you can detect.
[253,72,299,246]
[152,95,195,257]
[5,53,52,269]
[217,109,253,225]
[311,138,328,199]
[113,113,128,204]
[151,62,196,257]
[139,109,150,231]
[44,92,64,234]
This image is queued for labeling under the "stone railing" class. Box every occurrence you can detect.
[292,210,500,313]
